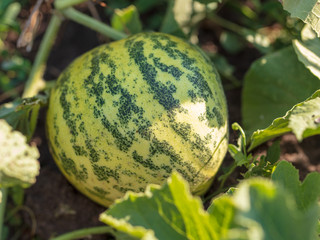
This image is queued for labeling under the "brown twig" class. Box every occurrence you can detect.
[87,1,101,22]
[17,0,44,51]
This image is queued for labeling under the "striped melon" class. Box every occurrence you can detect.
[46,32,228,207]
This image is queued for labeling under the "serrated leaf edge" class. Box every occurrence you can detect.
[99,172,213,240]
[248,89,320,151]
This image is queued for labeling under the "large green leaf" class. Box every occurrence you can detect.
[234,178,319,240]
[242,46,320,137]
[0,119,39,188]
[101,166,319,240]
[272,161,320,211]
[100,172,219,240]
[209,177,319,240]
[282,0,320,36]
[248,90,320,150]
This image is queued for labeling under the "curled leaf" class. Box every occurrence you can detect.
[0,95,47,141]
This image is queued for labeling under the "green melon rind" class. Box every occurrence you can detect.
[46,32,228,207]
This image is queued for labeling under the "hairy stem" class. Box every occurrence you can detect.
[0,188,8,239]
[54,0,87,10]
[62,7,128,40]
[22,14,62,98]
[50,226,116,240]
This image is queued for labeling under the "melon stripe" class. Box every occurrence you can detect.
[127,40,180,111]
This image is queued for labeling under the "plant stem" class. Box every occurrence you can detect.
[0,188,8,239]
[54,0,87,10]
[22,14,62,98]
[50,226,116,240]
[27,104,41,142]
[208,14,270,53]
[62,7,128,40]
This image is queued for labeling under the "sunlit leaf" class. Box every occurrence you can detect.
[248,90,320,150]
[293,28,320,79]
[100,166,319,240]
[242,46,320,138]
[100,172,219,240]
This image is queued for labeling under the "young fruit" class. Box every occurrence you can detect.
[46,32,228,207]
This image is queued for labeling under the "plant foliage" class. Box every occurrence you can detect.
[100,162,320,240]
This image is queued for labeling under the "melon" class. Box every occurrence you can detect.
[46,32,228,207]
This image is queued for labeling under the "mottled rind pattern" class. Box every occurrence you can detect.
[46,32,229,207]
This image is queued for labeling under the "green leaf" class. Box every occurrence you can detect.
[111,5,142,34]
[227,123,251,166]
[282,0,320,36]
[248,90,320,150]
[207,195,237,239]
[242,46,320,137]
[292,38,320,80]
[265,140,280,164]
[0,119,39,188]
[0,95,47,141]
[213,174,319,239]
[243,141,280,179]
[228,144,247,165]
[100,172,219,240]
[288,94,320,139]
[234,178,319,240]
[272,161,320,211]
[100,169,320,240]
